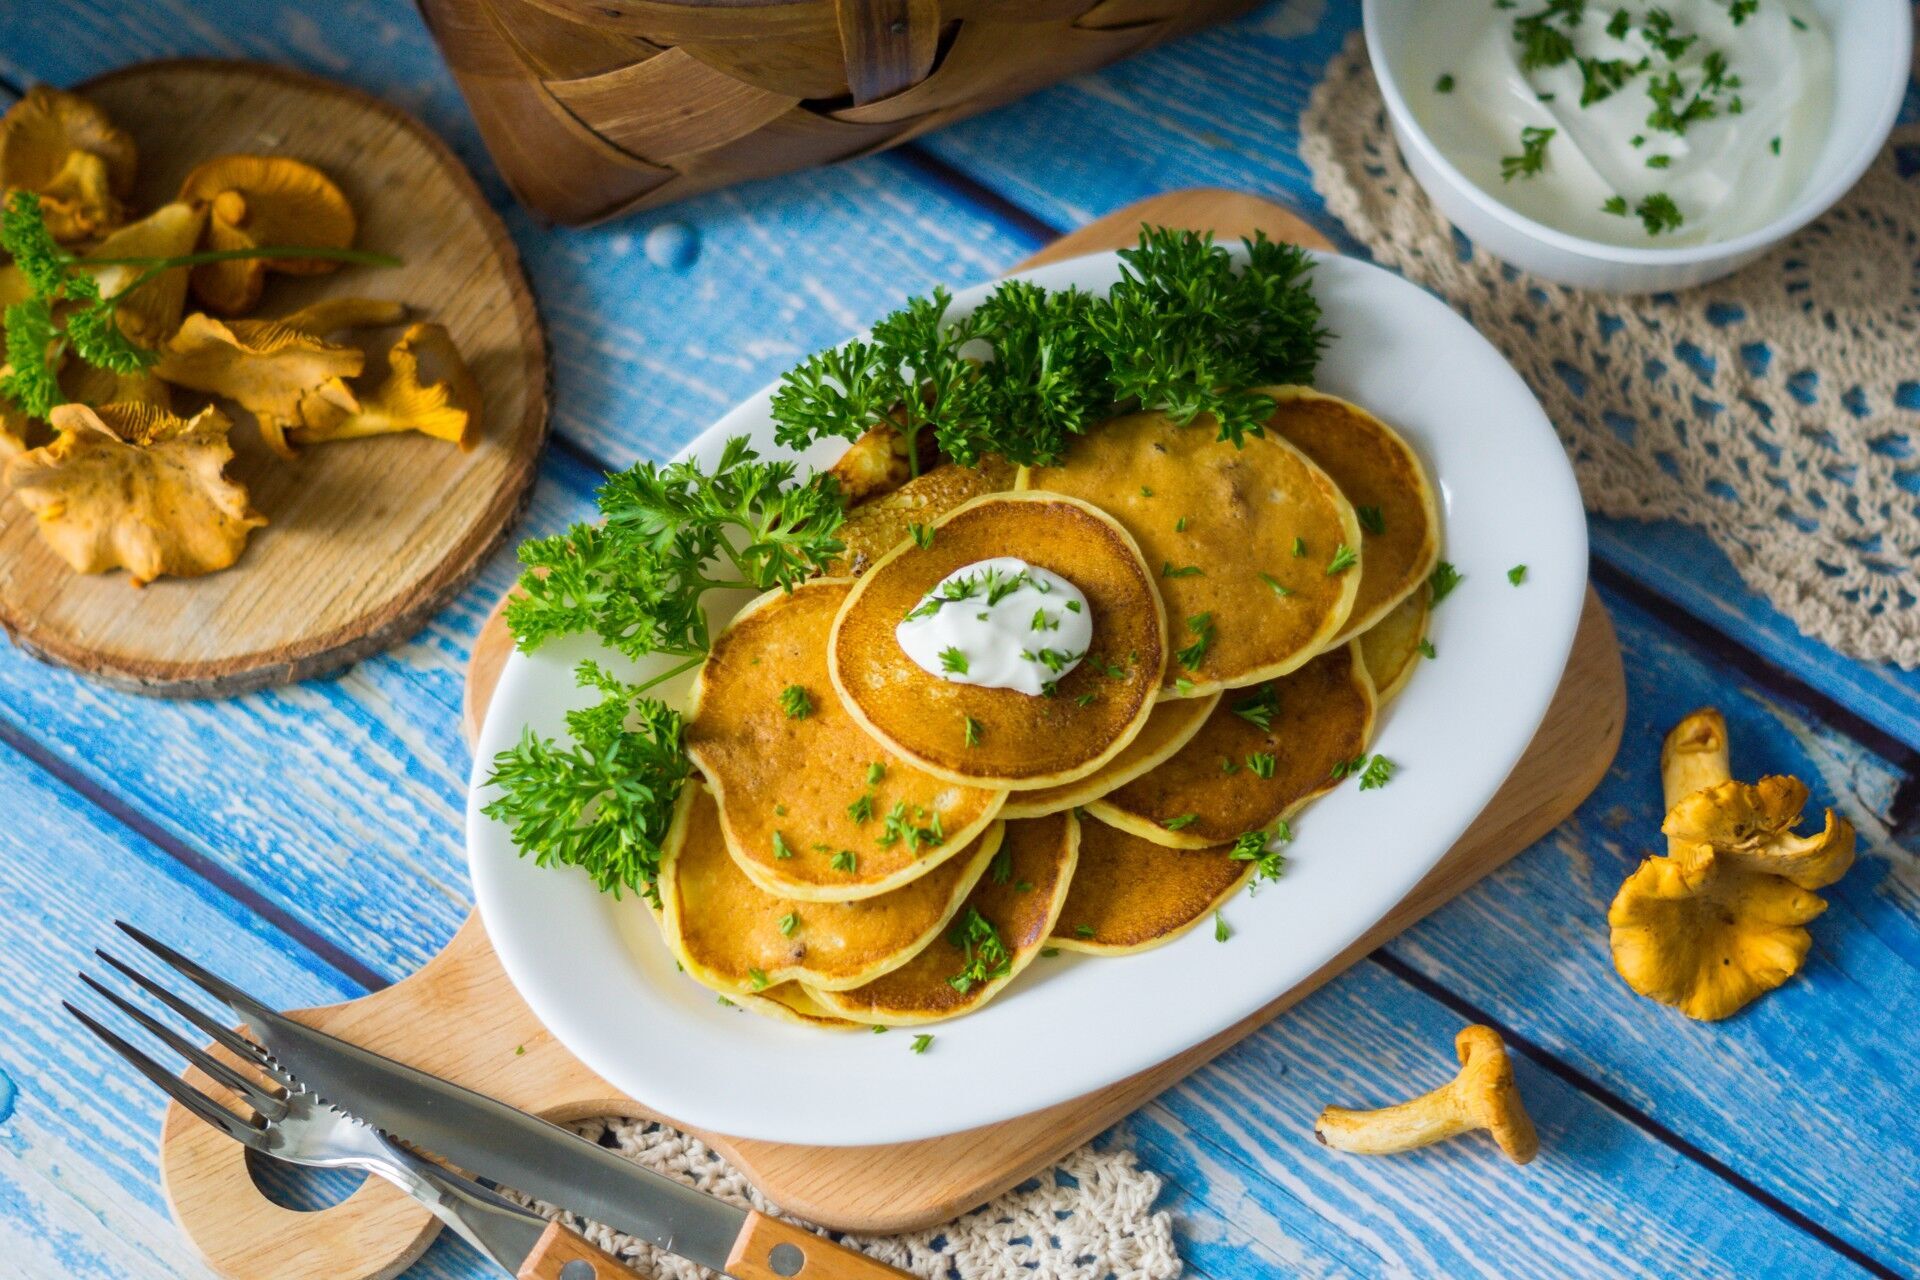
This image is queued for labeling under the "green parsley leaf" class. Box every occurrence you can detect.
[1418,638,1437,659]
[780,684,812,718]
[1230,825,1290,882]
[867,761,886,785]
[847,793,874,824]
[748,967,770,990]
[1074,924,1096,938]
[989,847,1013,885]
[1356,506,1386,535]
[778,911,799,936]
[1509,563,1529,585]
[1326,544,1358,575]
[1603,195,1630,216]
[1359,755,1394,790]
[1636,193,1685,235]
[1428,561,1463,605]
[831,849,858,873]
[1435,73,1456,93]
[1292,537,1307,557]
[946,906,1013,993]
[1176,612,1215,671]
[1501,125,1556,181]
[1233,684,1280,731]
[1161,562,1204,579]
[1164,813,1199,831]
[773,830,796,860]
[909,522,934,549]
[1246,752,1277,779]
[939,646,970,675]
[911,1033,934,1054]
[1214,911,1231,943]
[963,715,983,747]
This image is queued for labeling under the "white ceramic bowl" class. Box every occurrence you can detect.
[1362,0,1911,292]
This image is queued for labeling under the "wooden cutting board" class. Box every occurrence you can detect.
[159,190,1625,1279]
[0,61,547,697]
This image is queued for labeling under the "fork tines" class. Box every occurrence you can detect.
[63,923,292,1150]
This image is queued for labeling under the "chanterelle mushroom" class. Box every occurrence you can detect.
[0,87,137,243]
[176,155,356,315]
[78,201,208,347]
[5,402,265,585]
[1314,1025,1538,1164]
[1607,708,1855,1021]
[289,322,480,450]
[152,312,364,457]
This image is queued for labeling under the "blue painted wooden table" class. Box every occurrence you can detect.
[1,3,1916,1276]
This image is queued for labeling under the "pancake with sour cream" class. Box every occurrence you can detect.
[687,578,1006,902]
[805,811,1079,1025]
[1256,386,1440,645]
[830,492,1165,791]
[659,781,1003,996]
[1089,643,1375,849]
[1020,408,1360,698]
[1049,813,1251,954]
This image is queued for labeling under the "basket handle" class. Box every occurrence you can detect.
[834,0,940,105]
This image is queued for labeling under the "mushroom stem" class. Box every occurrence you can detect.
[1661,708,1731,845]
[1313,1026,1538,1164]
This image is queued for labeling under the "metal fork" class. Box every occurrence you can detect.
[64,944,569,1275]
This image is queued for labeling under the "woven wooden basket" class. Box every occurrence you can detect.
[417,0,1261,225]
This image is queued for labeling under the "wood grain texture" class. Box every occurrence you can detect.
[724,1211,915,1280]
[513,1221,637,1279]
[0,61,548,697]
[1,4,1916,1277]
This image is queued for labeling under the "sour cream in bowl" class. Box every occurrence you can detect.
[1363,0,1910,291]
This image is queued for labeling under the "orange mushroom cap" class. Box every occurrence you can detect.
[0,87,136,243]
[176,155,357,315]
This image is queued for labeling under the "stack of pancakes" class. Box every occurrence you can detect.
[655,387,1440,1028]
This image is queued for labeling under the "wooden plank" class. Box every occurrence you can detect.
[1378,580,1920,1271]
[1127,959,1876,1277]
[0,737,358,1279]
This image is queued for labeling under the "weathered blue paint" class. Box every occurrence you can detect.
[0,0,1916,1276]
[0,1068,15,1128]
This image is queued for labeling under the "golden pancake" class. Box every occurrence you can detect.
[825,458,1016,577]
[830,492,1165,790]
[1020,409,1359,697]
[1256,387,1440,646]
[1089,643,1375,849]
[736,984,862,1029]
[687,578,1006,902]
[1049,814,1251,955]
[660,781,1003,995]
[806,811,1079,1025]
[1357,585,1430,707]
[1000,693,1219,819]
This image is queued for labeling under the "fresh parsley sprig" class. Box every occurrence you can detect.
[481,662,691,903]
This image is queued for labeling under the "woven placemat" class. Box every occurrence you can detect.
[1303,32,1920,669]
[510,1119,1182,1279]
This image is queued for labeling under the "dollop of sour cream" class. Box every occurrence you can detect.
[1403,0,1832,247]
[895,557,1092,697]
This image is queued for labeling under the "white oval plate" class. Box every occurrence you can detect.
[468,248,1588,1147]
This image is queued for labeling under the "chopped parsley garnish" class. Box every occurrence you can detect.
[772,830,796,860]
[1259,572,1295,598]
[1509,563,1529,585]
[1606,7,1631,37]
[1326,544,1359,575]
[1330,754,1367,780]
[847,793,874,824]
[831,849,858,872]
[1726,0,1756,22]
[1646,70,1715,136]
[1065,599,1083,613]
[779,684,812,719]
[1040,946,1060,958]
[748,967,770,990]
[1221,756,1242,775]
[1016,880,1034,892]
[989,847,1013,885]
[1161,562,1204,578]
[1577,56,1641,107]
[1230,825,1290,882]
[963,715,983,747]
[1646,154,1672,169]
[879,801,945,852]
[1140,485,1154,497]
[1214,912,1231,943]
[1021,646,1082,674]
[867,761,886,785]
[778,911,799,936]
[1641,9,1697,62]
[1770,135,1781,155]
[1435,73,1456,93]
[1247,752,1277,779]
[1031,608,1059,632]
[1428,561,1463,605]
[1419,638,1438,659]
[1501,126,1556,181]
[911,1033,934,1054]
[1084,654,1128,680]
[1358,755,1395,790]
[1164,813,1200,831]
[1074,924,1096,939]
[1234,684,1280,731]
[1176,612,1215,671]
[1636,193,1685,235]
[1074,692,1098,707]
[909,522,934,549]
[1175,515,1190,531]
[1292,537,1307,557]
[1512,3,1580,70]
[1602,195,1630,217]
[947,907,1012,994]
[940,646,970,675]
[1356,505,1386,535]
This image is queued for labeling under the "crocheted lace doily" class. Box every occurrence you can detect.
[1302,33,1920,668]
[509,1117,1182,1279]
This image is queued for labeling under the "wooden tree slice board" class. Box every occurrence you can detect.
[0,61,547,697]
[161,190,1625,1279]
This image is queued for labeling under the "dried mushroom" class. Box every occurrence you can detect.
[0,391,30,459]
[152,312,364,457]
[5,402,264,585]
[1314,1025,1538,1164]
[276,296,407,336]
[176,155,356,315]
[289,322,478,450]
[78,201,208,346]
[0,87,137,243]
[1607,708,1856,1021]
